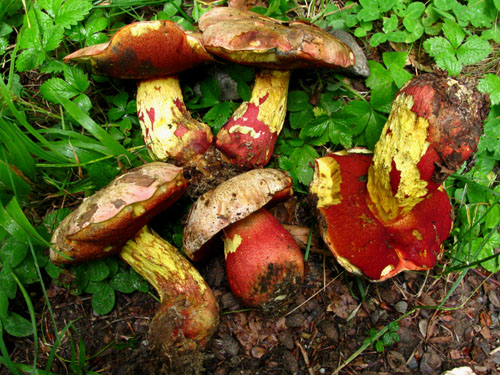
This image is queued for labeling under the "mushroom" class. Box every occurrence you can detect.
[198,7,356,168]
[309,74,489,281]
[183,168,304,309]
[64,20,214,165]
[50,162,219,368]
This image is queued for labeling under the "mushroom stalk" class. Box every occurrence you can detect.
[216,69,290,168]
[223,208,304,310]
[137,77,213,164]
[120,226,219,360]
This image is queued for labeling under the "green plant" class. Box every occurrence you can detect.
[365,321,400,353]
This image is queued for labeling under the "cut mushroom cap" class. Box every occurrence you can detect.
[309,74,489,281]
[310,150,453,281]
[121,226,219,369]
[198,7,355,168]
[64,21,214,165]
[183,168,293,261]
[50,162,187,264]
[64,20,213,79]
[368,74,488,222]
[223,208,304,309]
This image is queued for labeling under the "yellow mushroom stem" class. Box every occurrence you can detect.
[120,226,219,358]
[137,77,214,165]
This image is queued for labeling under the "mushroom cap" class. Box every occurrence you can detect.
[64,20,213,79]
[309,151,453,281]
[199,7,355,69]
[50,162,187,264]
[183,168,293,260]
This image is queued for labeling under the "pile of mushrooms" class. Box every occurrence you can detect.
[52,4,489,371]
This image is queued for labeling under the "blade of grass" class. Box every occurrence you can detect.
[11,272,38,372]
[45,319,80,371]
[59,98,131,158]
[0,322,22,375]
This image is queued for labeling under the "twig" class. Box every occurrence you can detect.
[296,341,315,375]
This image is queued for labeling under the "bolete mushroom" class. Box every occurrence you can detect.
[64,20,214,165]
[50,162,219,368]
[198,7,355,168]
[183,168,304,310]
[309,74,489,281]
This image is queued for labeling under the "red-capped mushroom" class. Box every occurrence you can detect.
[50,163,219,369]
[309,74,488,281]
[64,20,214,165]
[183,168,304,309]
[198,7,355,168]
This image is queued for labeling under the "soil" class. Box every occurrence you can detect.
[4,212,500,375]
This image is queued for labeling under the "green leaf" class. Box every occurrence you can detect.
[370,33,387,47]
[203,102,234,133]
[40,78,79,103]
[16,49,45,72]
[236,81,251,101]
[0,266,16,299]
[287,90,310,112]
[434,0,458,11]
[87,260,110,282]
[129,268,149,293]
[366,61,398,113]
[423,36,455,58]
[495,0,500,10]
[64,65,89,93]
[358,8,380,22]
[328,119,353,149]
[383,14,398,33]
[289,107,314,129]
[478,74,500,106]
[0,293,8,319]
[386,30,409,43]
[378,0,398,13]
[13,255,39,284]
[2,312,33,337]
[442,19,465,49]
[435,53,462,75]
[42,24,64,51]
[456,35,492,65]
[405,2,426,19]
[476,232,500,273]
[301,116,329,138]
[91,283,115,315]
[282,145,319,187]
[110,272,136,293]
[55,0,92,29]
[0,236,28,268]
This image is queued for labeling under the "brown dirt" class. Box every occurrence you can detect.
[4,239,500,375]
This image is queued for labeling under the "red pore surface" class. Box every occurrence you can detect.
[216,100,278,168]
[224,209,304,307]
[64,21,213,79]
[399,74,488,186]
[313,154,453,281]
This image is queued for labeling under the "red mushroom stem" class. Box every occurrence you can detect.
[216,69,290,168]
[223,208,304,309]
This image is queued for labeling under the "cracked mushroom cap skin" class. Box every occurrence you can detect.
[310,151,453,281]
[64,20,213,79]
[198,7,355,69]
[223,208,304,309]
[50,162,187,264]
[183,168,293,261]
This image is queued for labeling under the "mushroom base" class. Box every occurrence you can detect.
[310,152,453,281]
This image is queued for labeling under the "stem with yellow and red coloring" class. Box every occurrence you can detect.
[137,77,214,165]
[216,69,290,168]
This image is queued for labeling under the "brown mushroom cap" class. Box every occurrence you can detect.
[198,7,355,69]
[64,20,213,79]
[183,168,293,261]
[50,162,187,264]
